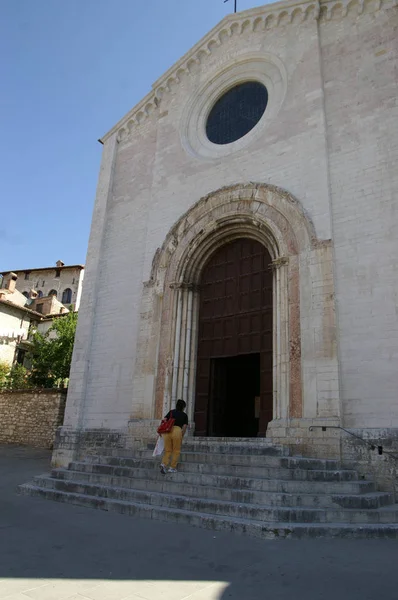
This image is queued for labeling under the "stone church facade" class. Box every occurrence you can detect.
[54,0,398,488]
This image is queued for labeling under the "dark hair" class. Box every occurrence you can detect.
[176,399,186,411]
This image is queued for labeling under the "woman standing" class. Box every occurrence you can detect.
[160,399,188,474]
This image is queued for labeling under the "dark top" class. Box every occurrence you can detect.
[165,409,188,429]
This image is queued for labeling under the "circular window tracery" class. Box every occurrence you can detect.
[180,53,287,161]
[206,81,268,145]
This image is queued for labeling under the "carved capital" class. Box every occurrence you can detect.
[270,257,289,270]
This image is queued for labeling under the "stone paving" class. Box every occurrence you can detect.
[1,445,398,600]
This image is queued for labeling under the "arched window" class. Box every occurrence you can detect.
[37,290,43,298]
[22,291,29,298]
[62,288,72,304]
[48,289,57,297]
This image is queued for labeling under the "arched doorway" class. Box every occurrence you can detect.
[194,238,273,437]
[147,183,319,434]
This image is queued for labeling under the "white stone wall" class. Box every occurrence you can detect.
[65,0,398,435]
[320,5,398,428]
[0,305,31,365]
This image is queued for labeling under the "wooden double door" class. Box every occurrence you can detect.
[194,238,273,437]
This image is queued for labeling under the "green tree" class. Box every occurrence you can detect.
[0,361,31,390]
[29,311,78,388]
[0,361,10,390]
[8,363,30,389]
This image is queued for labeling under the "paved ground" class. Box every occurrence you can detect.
[1,446,398,600]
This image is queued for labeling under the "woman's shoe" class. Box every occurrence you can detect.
[160,464,167,474]
[168,468,177,473]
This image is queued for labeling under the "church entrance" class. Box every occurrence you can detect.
[194,238,273,437]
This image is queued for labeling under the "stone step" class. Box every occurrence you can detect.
[149,436,280,446]
[19,483,398,537]
[145,441,285,456]
[69,461,375,494]
[186,437,278,443]
[53,468,393,509]
[92,438,280,460]
[87,452,286,469]
[30,476,398,524]
[81,456,359,482]
[135,451,342,471]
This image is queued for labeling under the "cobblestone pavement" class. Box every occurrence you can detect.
[1,445,397,600]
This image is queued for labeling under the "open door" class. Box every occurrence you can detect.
[194,238,273,436]
[208,358,228,437]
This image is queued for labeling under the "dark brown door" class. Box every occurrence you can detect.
[195,238,273,436]
[208,358,228,437]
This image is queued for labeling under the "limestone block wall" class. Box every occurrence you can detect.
[321,4,398,428]
[63,124,158,431]
[77,7,334,432]
[0,389,66,448]
[341,429,398,496]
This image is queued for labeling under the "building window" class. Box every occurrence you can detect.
[42,280,45,286]
[24,271,30,280]
[37,290,43,298]
[36,304,43,314]
[16,349,26,365]
[62,288,72,304]
[55,269,61,278]
[49,289,57,297]
[22,291,29,298]
[206,81,268,145]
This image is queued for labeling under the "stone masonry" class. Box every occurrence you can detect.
[0,389,67,449]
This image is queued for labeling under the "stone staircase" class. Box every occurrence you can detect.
[19,438,398,539]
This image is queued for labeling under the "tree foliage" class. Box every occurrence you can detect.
[29,312,78,388]
[0,361,31,390]
[9,363,30,389]
[0,361,9,390]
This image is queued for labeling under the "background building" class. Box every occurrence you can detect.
[0,261,85,311]
[0,271,71,367]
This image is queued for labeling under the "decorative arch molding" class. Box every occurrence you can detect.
[150,182,317,289]
[133,183,338,436]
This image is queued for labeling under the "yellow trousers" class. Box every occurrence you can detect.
[162,426,183,469]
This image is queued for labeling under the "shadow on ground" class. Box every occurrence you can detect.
[1,445,397,600]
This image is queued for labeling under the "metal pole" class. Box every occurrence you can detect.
[224,0,237,13]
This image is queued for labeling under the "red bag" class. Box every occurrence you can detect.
[157,410,175,435]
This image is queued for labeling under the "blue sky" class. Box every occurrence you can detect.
[0,0,266,272]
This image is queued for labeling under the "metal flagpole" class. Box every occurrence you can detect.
[224,0,237,13]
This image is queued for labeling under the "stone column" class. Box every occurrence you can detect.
[270,257,290,422]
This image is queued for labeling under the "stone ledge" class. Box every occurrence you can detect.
[0,388,67,395]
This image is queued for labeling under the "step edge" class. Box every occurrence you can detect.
[31,477,398,515]
[19,484,398,533]
[53,470,390,501]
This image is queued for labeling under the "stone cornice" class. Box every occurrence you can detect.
[100,0,396,144]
